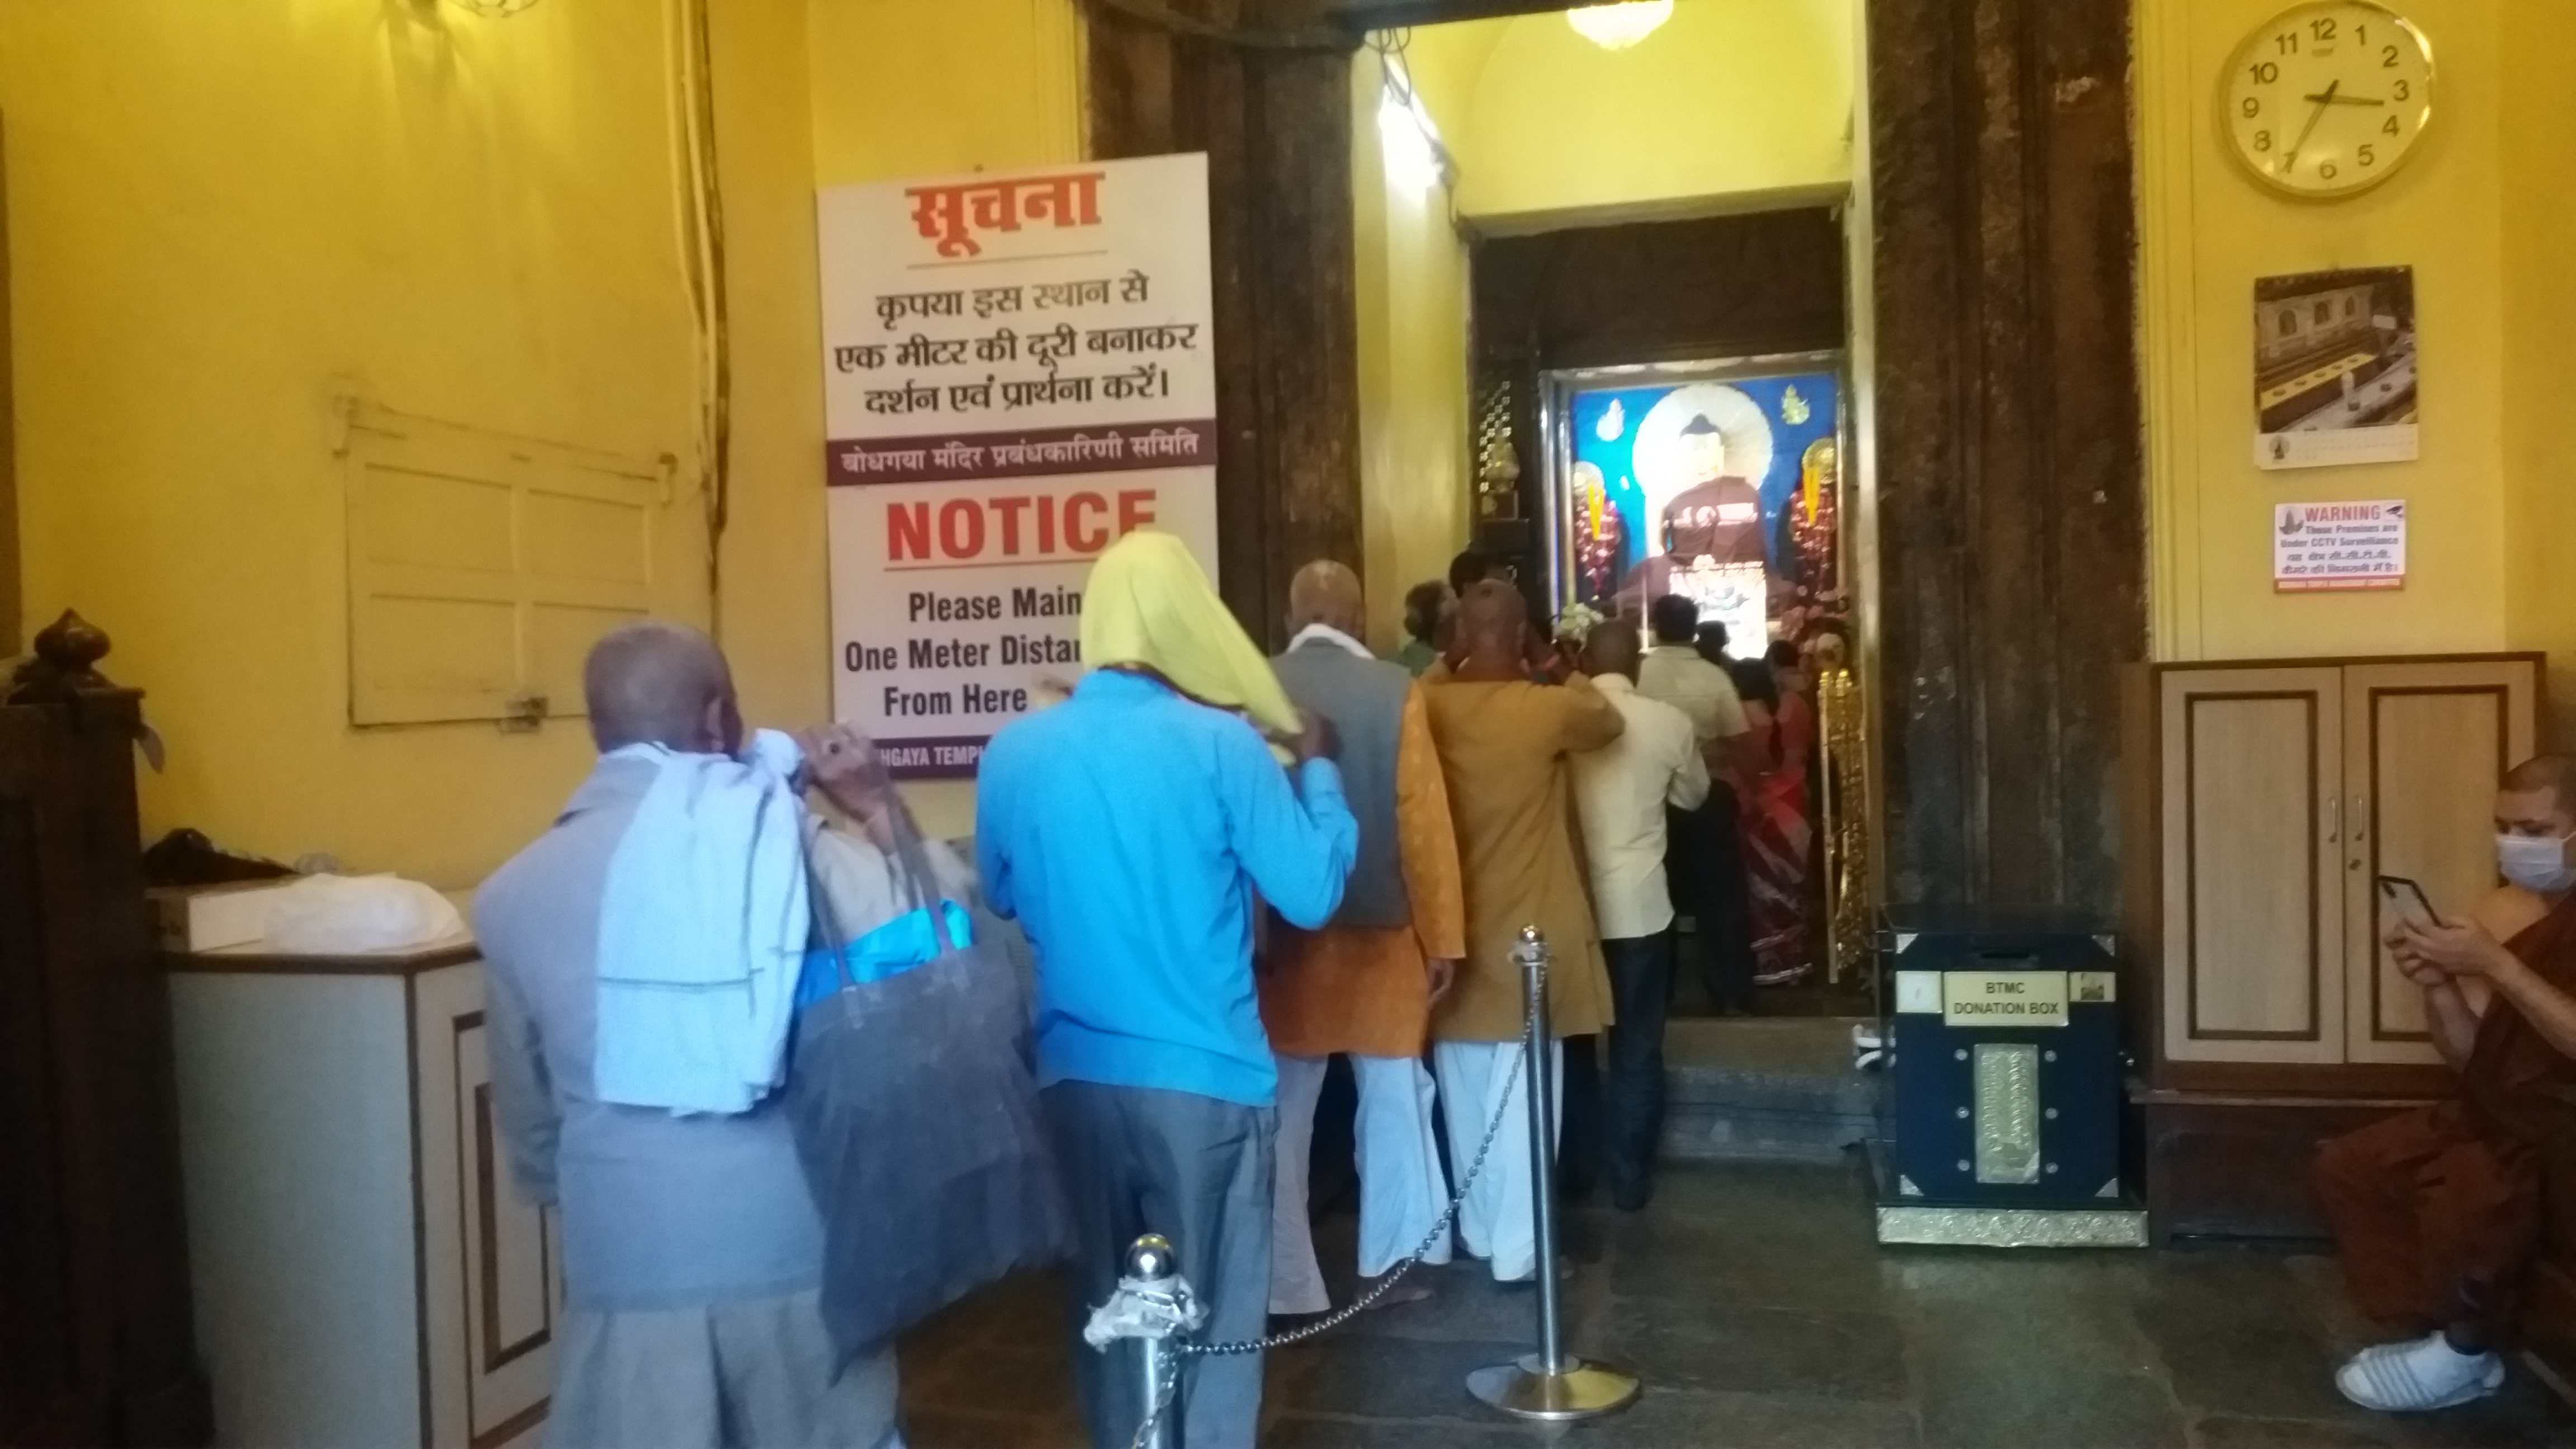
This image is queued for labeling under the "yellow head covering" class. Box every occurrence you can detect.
[1080,531,1298,736]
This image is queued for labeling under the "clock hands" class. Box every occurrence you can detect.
[2284,77,2338,173]
[2302,90,2386,106]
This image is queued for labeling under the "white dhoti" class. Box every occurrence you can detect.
[1269,1053,1455,1314]
[1432,1039,1562,1284]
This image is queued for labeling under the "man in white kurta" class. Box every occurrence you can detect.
[1570,618,1710,1210]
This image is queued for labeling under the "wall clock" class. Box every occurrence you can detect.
[2223,2,2433,199]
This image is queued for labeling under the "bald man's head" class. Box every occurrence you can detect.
[2502,754,2576,834]
[1453,580,1527,657]
[1580,618,1642,683]
[1287,560,1365,639]
[584,621,740,755]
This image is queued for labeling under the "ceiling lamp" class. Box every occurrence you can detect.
[1565,1,1673,50]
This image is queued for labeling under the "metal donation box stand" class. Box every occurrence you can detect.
[1871,905,2146,1248]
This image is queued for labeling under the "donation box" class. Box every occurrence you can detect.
[1876,906,2142,1247]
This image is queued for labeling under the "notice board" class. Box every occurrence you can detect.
[818,154,1218,777]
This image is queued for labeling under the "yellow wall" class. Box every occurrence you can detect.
[2,0,737,889]
[1351,46,1474,653]
[802,0,1081,836]
[2501,18,2576,745]
[2139,0,2507,664]
[1429,0,1854,226]
[806,0,1079,188]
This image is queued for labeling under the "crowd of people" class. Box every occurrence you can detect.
[476,533,1833,1448]
[472,527,2576,1444]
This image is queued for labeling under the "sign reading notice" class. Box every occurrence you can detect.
[2272,500,2405,593]
[818,155,1219,778]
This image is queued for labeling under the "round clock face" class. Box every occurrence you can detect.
[2223,2,2433,198]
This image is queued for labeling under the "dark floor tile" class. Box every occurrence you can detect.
[902,1407,1085,1449]
[904,1342,1079,1419]
[2135,1256,2356,1421]
[1265,1413,1546,1448]
[1916,1368,2184,1449]
[1277,1334,1533,1422]
[1590,1387,1920,1448]
[2383,1374,2576,1449]
[2196,1414,2400,1449]
[1599,1299,1909,1400]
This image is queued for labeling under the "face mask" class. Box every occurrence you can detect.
[2496,832,2576,894]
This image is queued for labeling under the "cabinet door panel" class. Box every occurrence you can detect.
[2345,661,2540,1065]
[416,964,555,1449]
[2161,670,2346,1063]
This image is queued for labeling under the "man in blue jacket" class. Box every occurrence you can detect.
[977,533,1358,1449]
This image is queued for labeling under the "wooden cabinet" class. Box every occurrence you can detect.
[2123,652,2544,1239]
[168,948,555,1449]
[0,617,210,1449]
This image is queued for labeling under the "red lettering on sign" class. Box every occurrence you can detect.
[1118,490,1157,534]
[884,489,1164,564]
[992,495,1029,554]
[888,502,932,560]
[1066,493,1109,553]
[939,499,986,558]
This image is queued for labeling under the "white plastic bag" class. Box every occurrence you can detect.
[261,873,465,955]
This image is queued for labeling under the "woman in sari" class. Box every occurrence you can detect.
[1731,641,1817,987]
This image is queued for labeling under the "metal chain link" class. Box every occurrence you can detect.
[1126,950,1548,1447]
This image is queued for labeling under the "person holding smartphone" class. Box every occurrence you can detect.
[2317,754,2576,1414]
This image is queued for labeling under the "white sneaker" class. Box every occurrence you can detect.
[2334,1331,2505,1412]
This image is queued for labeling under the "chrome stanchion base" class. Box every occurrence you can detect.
[1466,1354,1642,1421]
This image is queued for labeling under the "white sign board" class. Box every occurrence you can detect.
[1940,972,2070,1029]
[818,154,1219,778]
[2272,500,2405,593]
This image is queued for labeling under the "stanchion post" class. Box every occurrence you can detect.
[1465,927,1642,1422]
[1127,1235,1181,1449]
[1522,923,1568,1376]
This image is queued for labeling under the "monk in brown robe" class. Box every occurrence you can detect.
[2318,753,2576,1412]
[1420,581,1624,1282]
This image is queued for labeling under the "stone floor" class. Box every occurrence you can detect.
[896,1157,2575,1448]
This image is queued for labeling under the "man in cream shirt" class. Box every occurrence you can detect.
[1636,593,1756,1014]
[1571,618,1710,1209]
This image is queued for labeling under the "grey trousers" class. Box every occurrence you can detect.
[547,1287,903,1449]
[1043,1081,1276,1449]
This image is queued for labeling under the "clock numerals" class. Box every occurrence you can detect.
[2224,4,2429,197]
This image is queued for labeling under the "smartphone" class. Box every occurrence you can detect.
[2376,874,2444,930]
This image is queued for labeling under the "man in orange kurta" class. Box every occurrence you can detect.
[2317,754,2576,1413]
[1420,581,1625,1283]
[1258,562,1468,1314]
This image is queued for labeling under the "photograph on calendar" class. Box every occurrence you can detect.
[2251,265,2419,471]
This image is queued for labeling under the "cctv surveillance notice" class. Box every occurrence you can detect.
[817,154,1219,777]
[2273,500,2405,593]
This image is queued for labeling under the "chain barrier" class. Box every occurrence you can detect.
[1112,950,1547,1449]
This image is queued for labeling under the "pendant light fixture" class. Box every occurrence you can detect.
[1565,1,1674,51]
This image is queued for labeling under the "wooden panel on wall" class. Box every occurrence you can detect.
[1470,209,1849,372]
[1085,0,1362,647]
[1467,209,1848,535]
[2345,660,2538,1065]
[2160,671,2342,1064]
[1294,0,2148,912]
[1865,0,2144,911]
